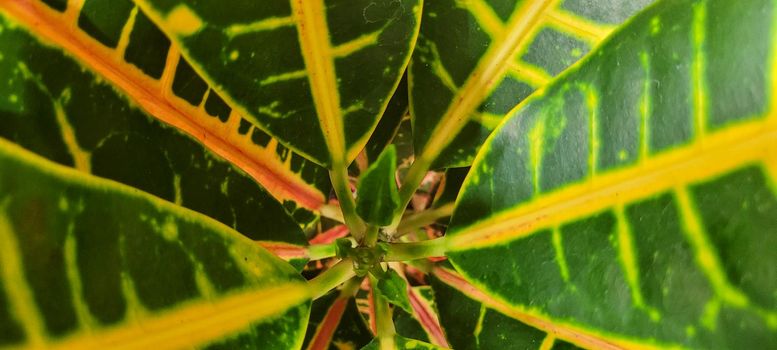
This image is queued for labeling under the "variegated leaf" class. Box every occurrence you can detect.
[393,285,448,348]
[0,6,312,261]
[302,291,373,350]
[0,0,331,226]
[133,0,422,170]
[357,146,401,226]
[409,0,656,169]
[447,0,777,348]
[0,138,310,349]
[364,75,409,166]
[431,267,598,350]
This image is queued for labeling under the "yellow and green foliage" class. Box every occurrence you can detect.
[0,0,774,349]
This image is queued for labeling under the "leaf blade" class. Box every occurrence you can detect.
[302,291,373,350]
[393,285,449,348]
[134,0,422,168]
[0,6,313,245]
[0,0,330,220]
[0,138,310,348]
[409,0,656,169]
[431,266,639,350]
[357,146,401,226]
[448,0,777,348]
[376,269,413,314]
[430,270,553,350]
[364,75,410,165]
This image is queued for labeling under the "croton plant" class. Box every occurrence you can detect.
[0,0,774,348]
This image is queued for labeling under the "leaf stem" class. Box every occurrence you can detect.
[403,258,435,274]
[370,276,396,338]
[308,258,356,300]
[339,276,364,298]
[390,156,434,230]
[384,237,447,261]
[307,243,337,261]
[329,167,366,239]
[395,203,454,237]
[364,225,379,246]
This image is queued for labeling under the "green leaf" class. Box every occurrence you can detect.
[133,0,421,169]
[0,0,332,223]
[365,74,410,165]
[392,306,430,344]
[447,0,777,348]
[430,264,614,349]
[431,168,469,210]
[362,334,447,350]
[434,263,649,349]
[302,291,373,350]
[430,270,553,350]
[357,146,400,226]
[551,341,586,350]
[409,0,656,169]
[0,138,310,348]
[376,269,413,314]
[393,117,416,169]
[393,286,449,347]
[0,9,311,248]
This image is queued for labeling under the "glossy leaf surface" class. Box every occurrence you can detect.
[0,8,314,250]
[448,0,777,348]
[0,139,310,348]
[431,269,571,350]
[431,168,469,210]
[0,0,331,223]
[393,306,429,345]
[376,269,412,314]
[365,75,409,165]
[134,0,421,168]
[357,146,400,226]
[410,0,655,168]
[429,265,622,349]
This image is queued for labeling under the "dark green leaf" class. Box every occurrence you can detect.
[448,0,777,348]
[365,74,409,164]
[134,0,422,168]
[430,275,548,350]
[377,269,412,314]
[357,146,400,226]
[393,285,449,347]
[410,0,656,169]
[431,167,470,210]
[393,308,430,344]
[1,0,332,224]
[0,138,310,348]
[0,8,309,244]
